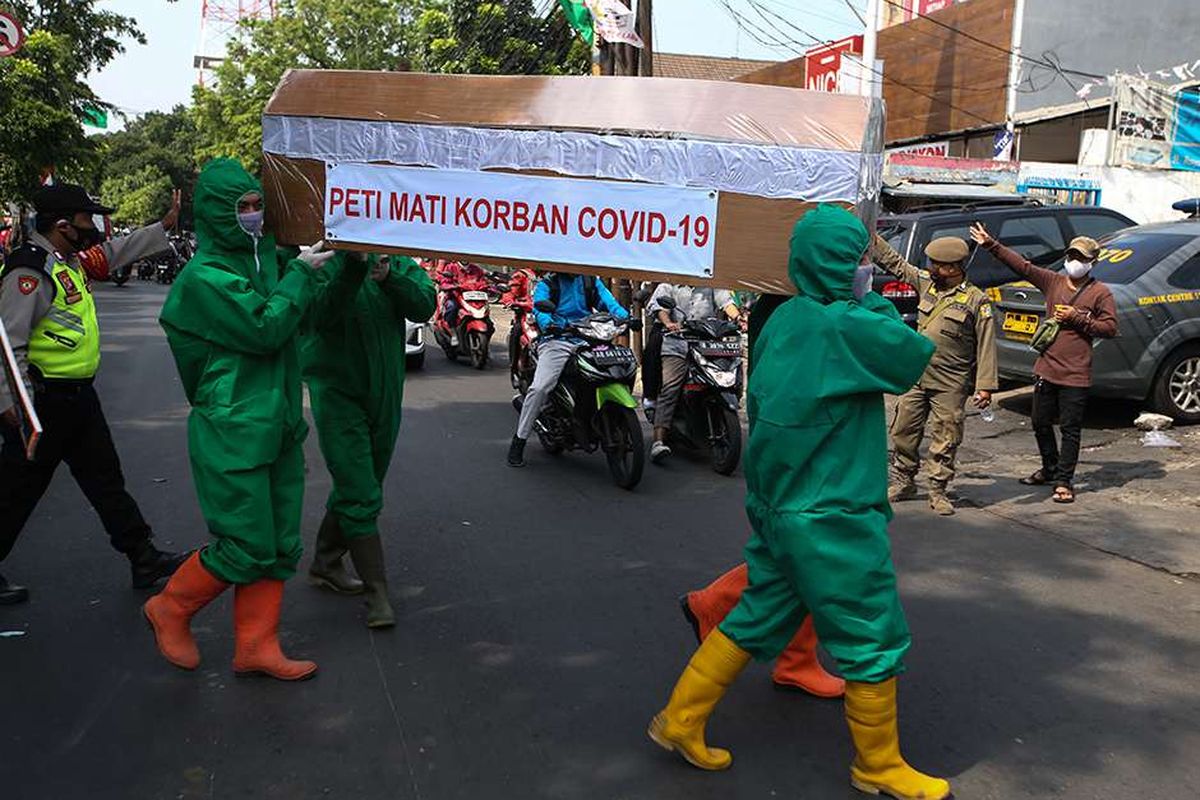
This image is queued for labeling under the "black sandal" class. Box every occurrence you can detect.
[1052,485,1075,504]
[1020,469,1048,486]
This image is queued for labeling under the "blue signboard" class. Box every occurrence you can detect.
[1170,90,1200,172]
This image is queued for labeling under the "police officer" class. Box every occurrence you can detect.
[0,183,188,604]
[871,234,997,516]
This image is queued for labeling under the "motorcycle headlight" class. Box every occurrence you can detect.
[585,320,619,340]
[695,352,737,388]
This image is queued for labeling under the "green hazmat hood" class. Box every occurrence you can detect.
[787,204,869,304]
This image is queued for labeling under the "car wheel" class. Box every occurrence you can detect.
[406,352,425,372]
[1152,343,1200,424]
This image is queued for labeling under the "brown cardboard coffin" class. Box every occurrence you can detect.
[262,70,882,293]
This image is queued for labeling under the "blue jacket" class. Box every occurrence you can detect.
[533,274,629,332]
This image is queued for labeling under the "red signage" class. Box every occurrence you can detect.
[916,0,957,13]
[0,11,25,57]
[804,35,864,94]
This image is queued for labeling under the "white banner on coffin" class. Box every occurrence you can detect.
[324,163,718,277]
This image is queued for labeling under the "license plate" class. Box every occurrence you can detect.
[1002,311,1040,336]
[590,346,634,365]
[697,342,742,357]
[462,290,489,301]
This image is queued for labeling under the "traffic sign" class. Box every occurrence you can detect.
[0,10,25,57]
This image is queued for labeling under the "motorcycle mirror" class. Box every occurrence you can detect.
[656,296,677,310]
[534,300,557,313]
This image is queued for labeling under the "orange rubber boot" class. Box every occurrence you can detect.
[232,580,318,681]
[771,615,846,698]
[681,563,749,642]
[143,551,229,670]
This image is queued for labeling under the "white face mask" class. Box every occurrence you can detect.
[1064,258,1093,280]
[238,210,265,238]
[853,264,875,300]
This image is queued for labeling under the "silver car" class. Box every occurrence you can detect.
[995,218,1200,423]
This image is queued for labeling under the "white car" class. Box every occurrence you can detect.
[405,319,427,371]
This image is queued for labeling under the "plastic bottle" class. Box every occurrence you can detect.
[980,405,995,423]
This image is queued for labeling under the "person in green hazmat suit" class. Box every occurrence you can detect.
[144,158,337,681]
[301,251,435,628]
[648,205,950,800]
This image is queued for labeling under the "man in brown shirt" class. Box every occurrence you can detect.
[970,223,1119,503]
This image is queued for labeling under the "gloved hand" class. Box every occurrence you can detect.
[627,317,643,332]
[298,240,336,270]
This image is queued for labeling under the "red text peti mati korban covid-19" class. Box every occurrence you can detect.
[323,164,719,277]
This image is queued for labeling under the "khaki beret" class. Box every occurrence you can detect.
[924,237,970,264]
[1067,236,1101,260]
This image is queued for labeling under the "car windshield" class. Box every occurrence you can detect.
[1047,232,1195,284]
[876,221,911,263]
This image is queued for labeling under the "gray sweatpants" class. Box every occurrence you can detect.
[516,339,577,440]
[655,354,688,431]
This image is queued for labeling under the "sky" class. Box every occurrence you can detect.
[89,0,864,126]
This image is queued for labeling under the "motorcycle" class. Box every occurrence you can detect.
[502,268,539,394]
[516,301,645,490]
[431,262,497,369]
[650,295,744,475]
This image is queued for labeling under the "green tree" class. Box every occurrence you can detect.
[100,165,174,226]
[88,105,199,225]
[191,0,421,172]
[0,1,164,203]
[190,0,587,173]
[414,0,588,76]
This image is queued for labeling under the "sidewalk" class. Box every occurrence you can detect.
[900,388,1200,577]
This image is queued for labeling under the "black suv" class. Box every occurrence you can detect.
[874,202,1135,325]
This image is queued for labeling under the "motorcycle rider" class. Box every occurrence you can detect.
[507,272,630,468]
[644,284,743,463]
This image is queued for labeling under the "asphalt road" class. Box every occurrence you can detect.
[3,283,1200,800]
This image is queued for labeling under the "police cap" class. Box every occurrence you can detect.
[32,183,114,218]
[924,237,970,264]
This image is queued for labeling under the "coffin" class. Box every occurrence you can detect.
[262,70,884,293]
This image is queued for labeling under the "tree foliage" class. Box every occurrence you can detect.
[90,106,200,225]
[0,1,159,203]
[190,0,588,173]
[100,165,174,226]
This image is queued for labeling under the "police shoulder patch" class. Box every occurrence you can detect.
[980,303,994,319]
[18,275,39,295]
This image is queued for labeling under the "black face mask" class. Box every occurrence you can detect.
[65,223,104,252]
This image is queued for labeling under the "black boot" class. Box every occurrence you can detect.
[507,436,526,468]
[0,572,29,605]
[346,535,395,629]
[308,513,364,595]
[128,540,190,589]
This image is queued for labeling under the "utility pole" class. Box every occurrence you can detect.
[859,0,879,97]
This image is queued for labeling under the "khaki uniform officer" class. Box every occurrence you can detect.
[871,235,998,515]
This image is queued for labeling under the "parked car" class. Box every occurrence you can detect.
[406,319,427,371]
[874,201,1135,326]
[994,216,1200,422]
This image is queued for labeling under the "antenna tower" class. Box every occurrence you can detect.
[195,1,277,85]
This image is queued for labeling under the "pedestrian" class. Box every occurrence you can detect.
[970,223,1118,504]
[647,205,949,800]
[144,158,335,680]
[644,283,743,463]
[872,234,998,515]
[0,184,188,605]
[302,251,435,628]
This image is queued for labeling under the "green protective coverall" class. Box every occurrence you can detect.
[719,204,936,684]
[159,158,316,585]
[301,255,436,538]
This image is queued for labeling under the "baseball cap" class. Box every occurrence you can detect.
[32,183,115,218]
[1066,236,1100,260]
[924,237,970,264]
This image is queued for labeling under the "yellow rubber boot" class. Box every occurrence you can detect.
[647,629,751,770]
[844,679,951,800]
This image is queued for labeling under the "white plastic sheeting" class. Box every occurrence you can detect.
[261,115,881,203]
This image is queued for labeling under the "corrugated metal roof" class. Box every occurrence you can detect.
[653,52,777,82]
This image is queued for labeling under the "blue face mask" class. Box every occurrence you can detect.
[238,210,265,237]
